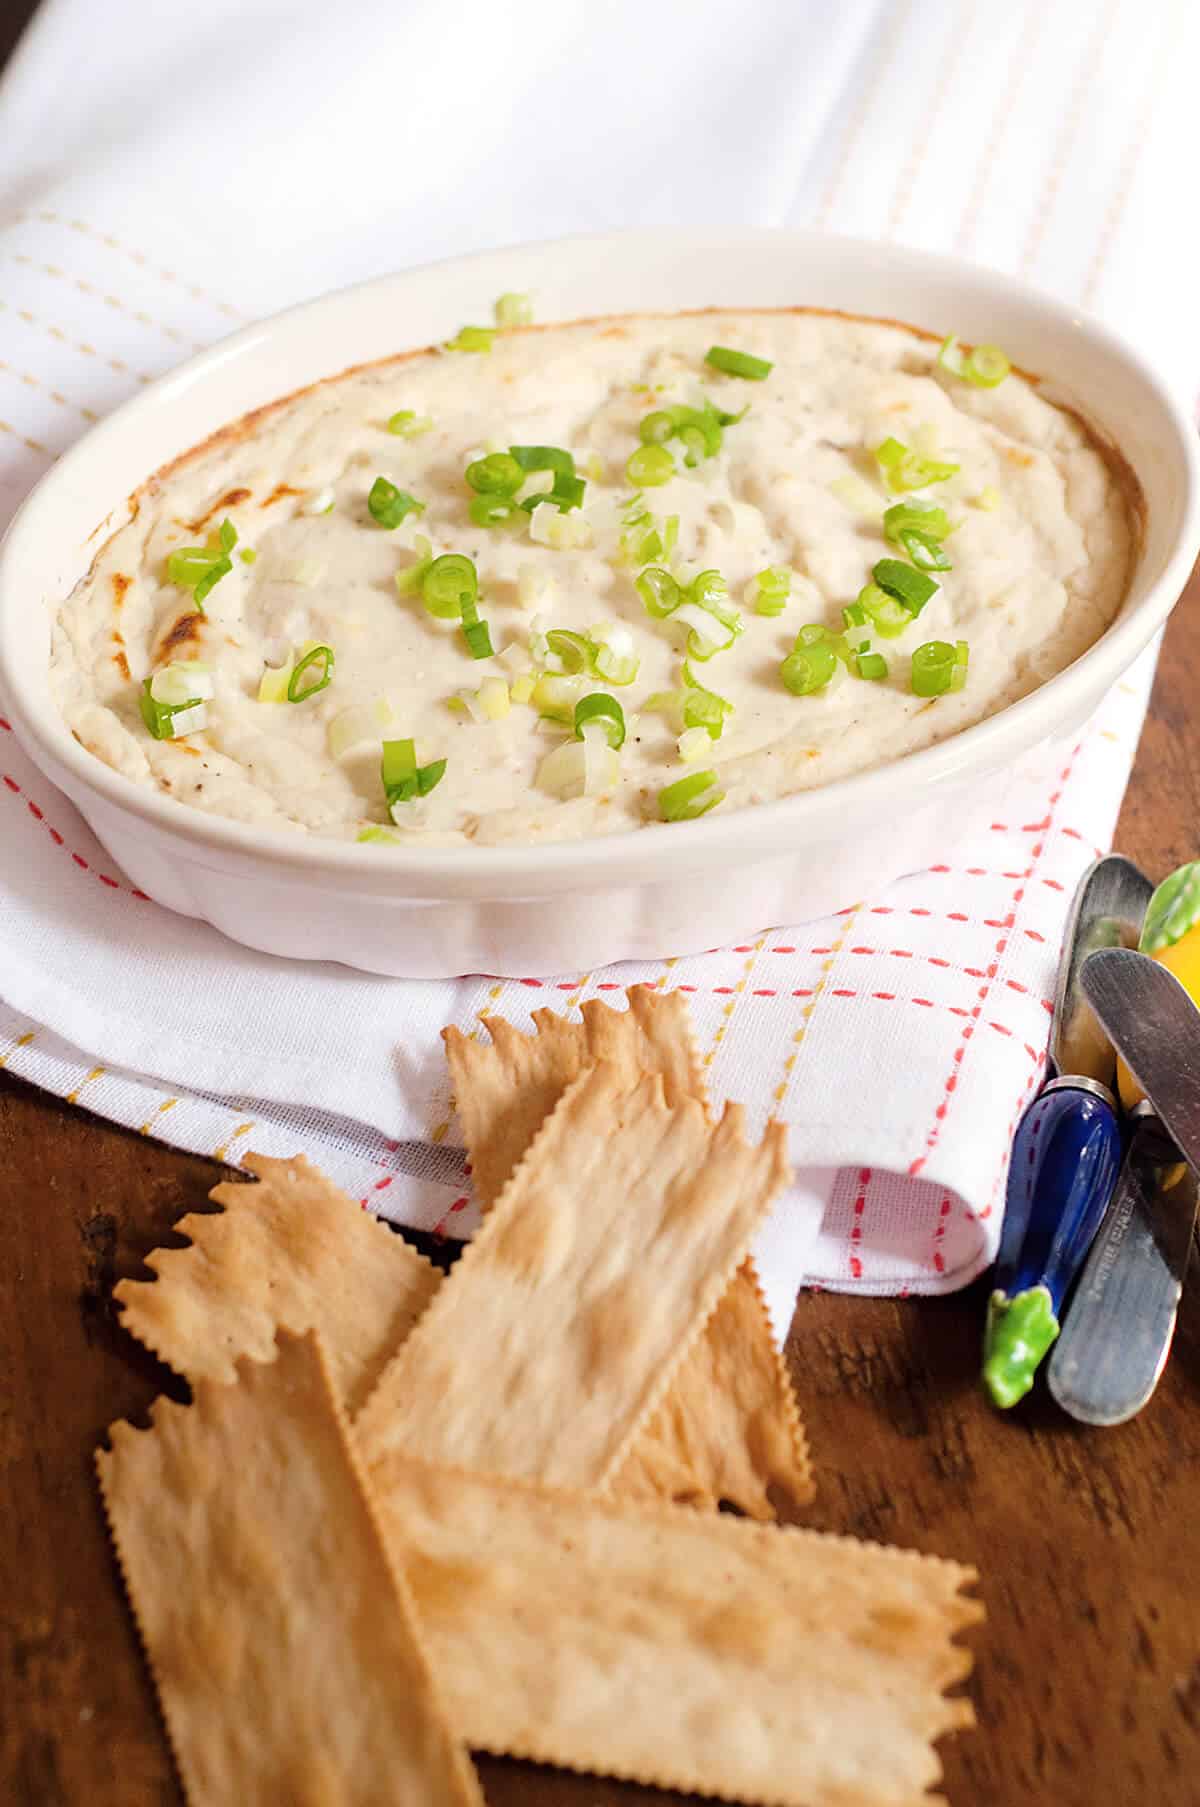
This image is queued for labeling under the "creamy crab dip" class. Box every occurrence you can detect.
[49,308,1136,846]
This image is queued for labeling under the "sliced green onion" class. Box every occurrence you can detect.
[465,452,524,496]
[166,547,218,587]
[382,738,447,810]
[150,661,214,707]
[167,522,239,611]
[883,498,952,546]
[470,494,524,529]
[705,345,773,381]
[873,437,960,495]
[643,690,685,732]
[688,569,741,633]
[459,593,494,660]
[574,692,626,750]
[537,733,619,800]
[639,410,677,446]
[218,519,238,554]
[510,445,575,477]
[590,622,640,686]
[395,534,434,597]
[239,547,257,565]
[529,507,593,550]
[358,826,403,844]
[751,566,792,616]
[387,410,433,437]
[857,581,912,639]
[444,325,494,353]
[544,628,592,674]
[674,604,737,661]
[659,770,724,822]
[510,672,536,705]
[911,639,969,697]
[636,566,681,619]
[521,474,586,514]
[964,344,1010,387]
[873,558,938,616]
[476,675,510,720]
[681,671,733,740]
[193,557,232,607]
[258,654,294,703]
[139,676,207,740]
[494,291,533,327]
[626,444,675,487]
[938,335,966,376]
[842,601,872,651]
[287,643,335,702]
[422,553,478,620]
[781,633,840,696]
[856,650,889,681]
[677,726,712,764]
[368,477,424,529]
[898,530,952,571]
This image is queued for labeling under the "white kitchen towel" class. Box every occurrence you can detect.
[0,0,1193,1333]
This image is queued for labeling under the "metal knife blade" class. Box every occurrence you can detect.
[1050,856,1153,1084]
[1047,1108,1198,1424]
[1080,947,1200,1174]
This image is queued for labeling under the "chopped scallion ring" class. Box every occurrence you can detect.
[510,445,576,477]
[368,477,425,530]
[636,566,681,619]
[166,516,238,610]
[574,692,626,749]
[873,558,938,617]
[469,494,524,529]
[751,566,792,616]
[459,593,495,660]
[532,672,586,725]
[422,552,478,620]
[544,628,592,674]
[964,344,1011,387]
[444,324,494,353]
[857,581,911,639]
[494,291,533,327]
[704,345,773,381]
[883,498,952,546]
[781,634,840,696]
[239,547,257,565]
[387,410,433,437]
[138,676,208,740]
[873,437,959,495]
[841,600,872,651]
[590,621,640,686]
[681,668,733,740]
[287,643,335,703]
[358,826,403,844]
[911,639,969,697]
[395,535,434,597]
[149,661,214,707]
[856,650,889,681]
[898,529,951,571]
[381,737,446,809]
[465,452,524,496]
[639,410,677,446]
[659,769,724,822]
[520,473,586,514]
[626,444,675,487]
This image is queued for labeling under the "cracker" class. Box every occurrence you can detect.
[445,989,813,1516]
[372,1452,983,1807]
[113,1153,441,1419]
[96,1331,484,1807]
[356,1061,792,1490]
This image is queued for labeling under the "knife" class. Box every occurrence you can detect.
[981,857,1153,1409]
[1044,946,1200,1424]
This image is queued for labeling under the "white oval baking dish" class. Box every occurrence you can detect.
[1,228,1197,978]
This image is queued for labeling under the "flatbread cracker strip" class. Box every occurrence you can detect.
[96,1330,484,1807]
[612,1256,814,1517]
[444,984,703,1211]
[114,1153,441,1417]
[372,1452,983,1807]
[356,1062,791,1490]
[446,992,814,1518]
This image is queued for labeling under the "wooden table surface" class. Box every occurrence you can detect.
[3,10,1200,1799]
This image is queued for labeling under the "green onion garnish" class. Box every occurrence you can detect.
[422,553,478,620]
[911,639,969,697]
[873,558,938,616]
[381,738,446,807]
[752,566,792,616]
[626,444,675,487]
[574,692,626,750]
[510,445,575,477]
[469,495,524,529]
[590,622,640,686]
[659,770,724,822]
[940,335,1010,388]
[465,452,524,496]
[521,473,586,514]
[532,672,586,725]
[239,547,257,565]
[138,675,209,740]
[857,581,912,639]
[636,566,681,618]
[681,664,733,740]
[883,498,952,546]
[781,627,841,696]
[166,517,239,610]
[387,410,433,437]
[856,650,888,681]
[705,345,773,381]
[544,628,592,674]
[444,325,494,354]
[287,643,334,703]
[358,826,403,844]
[638,410,677,446]
[841,601,871,650]
[898,530,951,571]
[459,593,494,660]
[368,477,425,530]
[494,291,533,328]
[873,438,959,495]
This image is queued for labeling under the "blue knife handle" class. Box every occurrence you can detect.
[983,1083,1123,1407]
